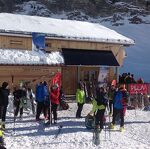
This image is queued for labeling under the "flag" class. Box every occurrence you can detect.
[52,72,62,90]
[32,32,45,53]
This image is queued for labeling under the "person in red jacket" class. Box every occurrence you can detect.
[50,84,60,124]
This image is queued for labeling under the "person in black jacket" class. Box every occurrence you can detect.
[95,86,108,131]
[13,86,27,120]
[0,82,10,130]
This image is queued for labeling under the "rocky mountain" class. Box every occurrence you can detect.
[0,0,150,81]
[0,0,150,24]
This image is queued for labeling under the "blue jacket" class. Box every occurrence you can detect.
[43,85,49,97]
[114,90,123,109]
[36,84,45,102]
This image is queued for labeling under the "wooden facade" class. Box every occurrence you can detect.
[0,34,125,65]
[0,33,122,95]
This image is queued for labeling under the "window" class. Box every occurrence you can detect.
[10,40,23,45]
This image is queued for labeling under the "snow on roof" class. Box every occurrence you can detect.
[0,49,64,65]
[0,13,134,45]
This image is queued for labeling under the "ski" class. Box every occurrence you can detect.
[44,119,51,126]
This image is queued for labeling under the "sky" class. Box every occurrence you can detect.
[102,20,150,82]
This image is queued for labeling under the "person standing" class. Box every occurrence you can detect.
[35,82,45,121]
[87,86,108,131]
[43,81,50,120]
[108,85,116,116]
[94,87,107,131]
[0,82,10,130]
[13,85,27,120]
[110,85,128,132]
[76,83,85,118]
[50,84,60,124]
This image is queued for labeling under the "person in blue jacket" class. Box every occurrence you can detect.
[110,84,128,132]
[43,81,50,120]
[35,82,46,121]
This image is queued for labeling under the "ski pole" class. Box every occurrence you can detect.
[108,114,111,141]
[13,109,16,135]
[104,121,106,141]
[49,99,52,126]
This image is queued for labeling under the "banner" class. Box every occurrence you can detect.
[32,32,45,53]
[129,84,148,95]
[98,67,109,84]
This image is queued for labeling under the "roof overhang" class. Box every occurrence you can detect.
[62,48,119,66]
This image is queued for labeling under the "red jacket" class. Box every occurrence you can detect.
[50,88,60,105]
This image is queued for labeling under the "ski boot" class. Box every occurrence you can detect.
[119,127,125,132]
[0,122,5,131]
[0,127,5,147]
[109,123,115,129]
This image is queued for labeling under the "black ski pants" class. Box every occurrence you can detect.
[36,101,44,119]
[51,103,58,121]
[0,105,8,122]
[14,100,23,117]
[112,108,124,127]
[95,109,105,129]
[76,103,84,118]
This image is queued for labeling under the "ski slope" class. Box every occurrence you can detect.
[5,102,150,149]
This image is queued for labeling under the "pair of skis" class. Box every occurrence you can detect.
[92,113,111,145]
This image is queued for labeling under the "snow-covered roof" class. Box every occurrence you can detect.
[0,49,64,65]
[0,13,134,45]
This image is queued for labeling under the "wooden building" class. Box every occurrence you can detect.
[0,13,134,95]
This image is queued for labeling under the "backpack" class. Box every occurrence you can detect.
[85,115,95,129]
[60,100,69,110]
[96,96,108,106]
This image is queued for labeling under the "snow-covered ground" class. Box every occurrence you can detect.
[5,102,150,149]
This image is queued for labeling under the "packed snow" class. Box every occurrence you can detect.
[0,13,134,45]
[0,49,64,65]
[4,101,150,149]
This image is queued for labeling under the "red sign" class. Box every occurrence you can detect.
[129,84,148,95]
[147,84,150,94]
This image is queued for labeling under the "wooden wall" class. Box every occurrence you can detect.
[0,34,119,95]
[0,65,61,91]
[0,35,31,50]
[62,66,116,95]
[0,34,125,66]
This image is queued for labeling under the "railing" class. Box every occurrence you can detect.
[123,83,150,109]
